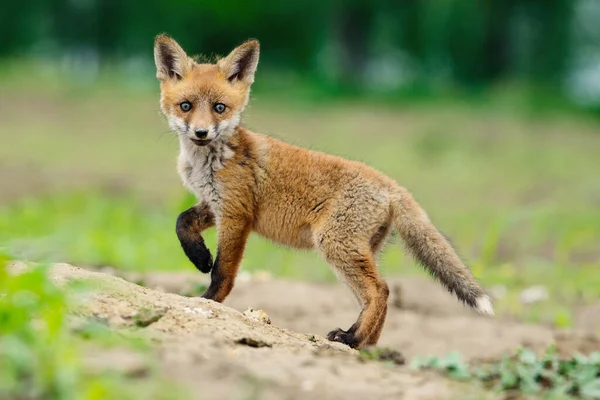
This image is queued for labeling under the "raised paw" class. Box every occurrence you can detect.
[183,244,213,274]
[176,206,215,274]
[327,327,361,348]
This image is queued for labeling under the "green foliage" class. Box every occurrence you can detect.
[0,0,590,109]
[0,251,80,399]
[411,352,471,380]
[0,250,183,400]
[412,346,600,399]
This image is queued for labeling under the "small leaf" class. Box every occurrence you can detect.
[574,353,590,365]
[518,348,538,365]
[575,365,600,387]
[427,355,440,369]
[500,366,518,390]
[410,356,428,370]
[588,352,600,365]
[581,379,600,399]
[554,310,572,329]
[448,366,471,380]
[438,352,464,369]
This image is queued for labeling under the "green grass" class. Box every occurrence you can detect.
[0,77,599,326]
[0,250,184,400]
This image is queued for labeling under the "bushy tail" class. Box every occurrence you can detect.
[391,190,494,315]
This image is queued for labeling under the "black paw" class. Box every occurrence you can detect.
[176,209,214,274]
[182,244,213,273]
[327,328,360,348]
[201,284,221,302]
[201,290,216,301]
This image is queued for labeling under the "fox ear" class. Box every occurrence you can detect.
[218,40,260,84]
[154,35,193,81]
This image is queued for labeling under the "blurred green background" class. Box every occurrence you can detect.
[1,0,599,324]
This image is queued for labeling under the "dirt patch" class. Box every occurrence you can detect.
[18,263,600,400]
[111,270,600,360]
[575,302,600,335]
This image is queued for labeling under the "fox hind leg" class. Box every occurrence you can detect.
[362,221,392,346]
[369,222,392,255]
[324,250,389,349]
[316,231,389,349]
[364,302,387,346]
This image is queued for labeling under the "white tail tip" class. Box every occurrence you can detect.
[475,295,495,315]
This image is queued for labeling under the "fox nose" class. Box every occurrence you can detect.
[194,129,209,139]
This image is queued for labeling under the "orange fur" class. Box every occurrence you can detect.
[155,35,493,349]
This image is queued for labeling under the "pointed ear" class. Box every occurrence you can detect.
[218,40,260,84]
[154,34,193,81]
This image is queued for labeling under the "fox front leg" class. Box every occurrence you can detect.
[201,218,251,303]
[176,203,215,273]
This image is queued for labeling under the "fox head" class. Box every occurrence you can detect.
[154,35,259,147]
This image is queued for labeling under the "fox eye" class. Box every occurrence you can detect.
[213,103,226,114]
[180,102,192,112]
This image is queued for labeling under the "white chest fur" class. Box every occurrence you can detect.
[177,140,234,217]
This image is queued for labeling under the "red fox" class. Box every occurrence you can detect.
[154,34,493,349]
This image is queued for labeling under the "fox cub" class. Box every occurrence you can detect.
[154,34,493,349]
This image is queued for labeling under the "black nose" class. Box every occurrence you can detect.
[194,129,209,139]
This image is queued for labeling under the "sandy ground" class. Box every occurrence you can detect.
[12,263,596,400]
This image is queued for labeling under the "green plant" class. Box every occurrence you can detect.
[411,352,470,380]
[0,250,184,400]
[412,346,600,399]
[0,251,80,399]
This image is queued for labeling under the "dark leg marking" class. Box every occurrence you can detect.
[176,205,215,274]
